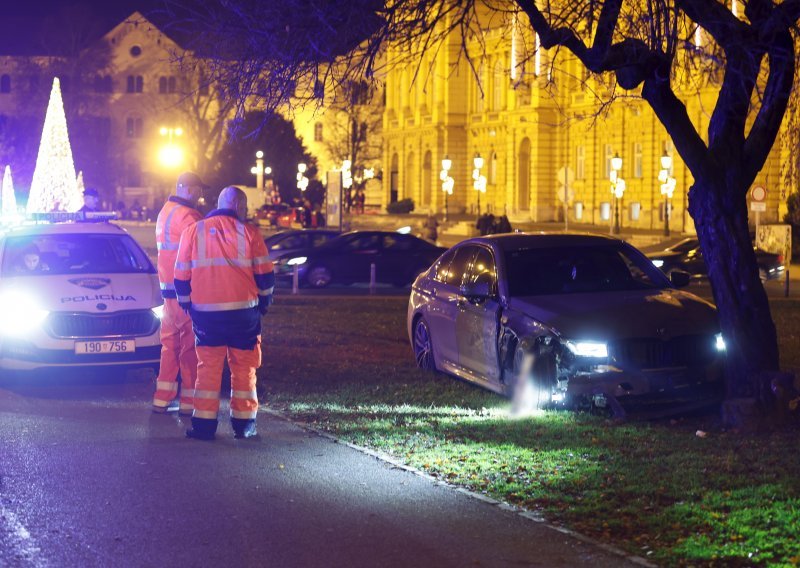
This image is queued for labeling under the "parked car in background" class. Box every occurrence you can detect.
[0,220,162,373]
[273,230,446,288]
[646,237,785,282]
[264,229,340,260]
[407,233,726,416]
[255,203,303,229]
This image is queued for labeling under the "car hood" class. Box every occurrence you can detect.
[645,250,682,260]
[508,288,718,340]
[0,273,161,313]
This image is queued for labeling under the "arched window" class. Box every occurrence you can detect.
[489,151,498,185]
[493,60,504,110]
[128,75,143,93]
[159,77,167,93]
[314,122,323,142]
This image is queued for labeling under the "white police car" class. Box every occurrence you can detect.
[0,216,162,372]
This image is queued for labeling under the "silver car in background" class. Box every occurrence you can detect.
[407,233,726,416]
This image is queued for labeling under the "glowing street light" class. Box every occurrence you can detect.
[440,155,454,222]
[609,153,625,235]
[659,152,677,237]
[250,150,271,189]
[472,153,487,215]
[158,126,184,169]
[296,162,309,192]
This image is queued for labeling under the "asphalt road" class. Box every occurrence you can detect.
[0,373,643,567]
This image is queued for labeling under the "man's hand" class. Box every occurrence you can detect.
[258,294,273,315]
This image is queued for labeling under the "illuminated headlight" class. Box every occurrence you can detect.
[0,290,49,336]
[651,259,665,268]
[715,333,726,352]
[565,340,608,358]
[151,304,165,319]
[286,256,307,266]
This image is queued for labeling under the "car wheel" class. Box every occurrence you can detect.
[413,317,436,371]
[307,265,333,288]
[510,344,556,413]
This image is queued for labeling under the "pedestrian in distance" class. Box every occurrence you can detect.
[423,214,438,244]
[152,172,206,415]
[174,186,275,440]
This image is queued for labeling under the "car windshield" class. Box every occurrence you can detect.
[2,233,155,276]
[504,244,670,296]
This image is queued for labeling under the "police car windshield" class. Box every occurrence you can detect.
[2,234,155,276]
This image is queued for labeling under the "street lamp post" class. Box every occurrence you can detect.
[158,126,184,169]
[440,155,453,222]
[250,150,271,189]
[296,163,309,193]
[658,152,677,237]
[472,153,486,215]
[609,153,625,235]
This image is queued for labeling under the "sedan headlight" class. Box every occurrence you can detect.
[151,304,165,320]
[0,289,49,336]
[286,256,307,266]
[651,259,665,268]
[715,333,726,352]
[565,340,608,358]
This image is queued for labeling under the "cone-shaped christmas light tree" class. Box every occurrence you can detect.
[2,165,18,221]
[26,77,81,213]
[76,170,85,195]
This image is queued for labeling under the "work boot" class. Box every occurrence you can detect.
[185,417,217,441]
[232,418,257,439]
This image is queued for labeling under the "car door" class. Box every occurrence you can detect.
[455,246,502,383]
[425,245,474,370]
[337,233,381,283]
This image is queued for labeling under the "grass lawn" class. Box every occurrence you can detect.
[261,295,800,567]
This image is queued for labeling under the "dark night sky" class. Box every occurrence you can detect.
[0,0,168,55]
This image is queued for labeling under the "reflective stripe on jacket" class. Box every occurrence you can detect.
[173,209,274,312]
[156,197,201,298]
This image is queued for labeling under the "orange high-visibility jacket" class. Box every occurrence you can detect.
[173,210,274,312]
[156,197,202,299]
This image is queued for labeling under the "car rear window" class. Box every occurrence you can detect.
[2,233,155,276]
[504,245,668,296]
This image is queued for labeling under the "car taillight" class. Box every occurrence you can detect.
[777,254,784,264]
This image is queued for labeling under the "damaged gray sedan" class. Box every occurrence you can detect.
[407,233,726,415]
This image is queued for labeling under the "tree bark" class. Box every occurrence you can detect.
[688,177,779,407]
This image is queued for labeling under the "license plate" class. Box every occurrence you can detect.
[74,340,136,354]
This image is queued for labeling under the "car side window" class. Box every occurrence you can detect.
[443,246,475,288]
[383,234,413,251]
[312,234,333,247]
[343,234,380,252]
[464,247,497,292]
[431,249,457,283]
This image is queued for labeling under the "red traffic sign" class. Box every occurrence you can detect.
[751,185,767,202]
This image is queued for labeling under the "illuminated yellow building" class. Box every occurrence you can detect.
[381,11,787,234]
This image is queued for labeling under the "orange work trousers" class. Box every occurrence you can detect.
[152,298,198,413]
[192,340,261,422]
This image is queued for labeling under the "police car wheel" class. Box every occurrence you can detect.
[307,265,333,288]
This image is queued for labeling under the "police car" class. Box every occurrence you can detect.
[0,214,162,372]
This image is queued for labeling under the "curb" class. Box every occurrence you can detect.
[262,407,657,568]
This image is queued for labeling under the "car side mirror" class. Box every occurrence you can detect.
[670,269,691,288]
[461,279,493,303]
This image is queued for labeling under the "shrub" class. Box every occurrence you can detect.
[386,198,415,214]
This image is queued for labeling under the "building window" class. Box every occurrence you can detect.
[126,116,143,138]
[576,145,585,179]
[600,201,611,221]
[126,160,141,186]
[129,45,142,57]
[492,60,504,111]
[158,76,176,94]
[603,144,613,178]
[633,142,643,178]
[314,122,323,142]
[127,75,143,93]
[159,77,167,93]
[489,151,498,185]
[0,74,10,93]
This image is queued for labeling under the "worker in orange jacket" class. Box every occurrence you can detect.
[152,172,206,415]
[174,186,274,440]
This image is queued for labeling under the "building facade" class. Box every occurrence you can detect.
[381,11,788,234]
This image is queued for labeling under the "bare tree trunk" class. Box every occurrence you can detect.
[689,177,779,413]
